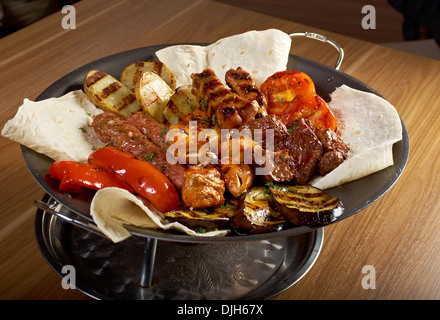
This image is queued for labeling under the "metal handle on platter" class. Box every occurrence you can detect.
[289,32,344,70]
[34,199,109,240]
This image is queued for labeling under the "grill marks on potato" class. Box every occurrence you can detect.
[101,81,122,100]
[85,70,107,87]
[83,70,141,116]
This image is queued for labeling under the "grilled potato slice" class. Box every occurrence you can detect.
[135,71,174,122]
[120,61,176,91]
[163,85,200,125]
[83,70,141,116]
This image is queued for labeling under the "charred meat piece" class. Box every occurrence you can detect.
[283,118,323,185]
[225,67,268,111]
[191,69,261,128]
[316,128,349,175]
[181,166,225,209]
[177,109,211,128]
[92,112,186,189]
[125,111,170,150]
[238,114,288,150]
[261,149,297,183]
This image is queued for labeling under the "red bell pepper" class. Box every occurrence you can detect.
[88,146,179,212]
[49,160,134,193]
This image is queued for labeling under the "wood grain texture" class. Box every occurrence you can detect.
[215,0,406,43]
[1,0,439,300]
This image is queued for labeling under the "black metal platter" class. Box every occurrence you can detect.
[24,40,409,299]
[23,43,410,242]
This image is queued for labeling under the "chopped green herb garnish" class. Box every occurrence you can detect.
[287,126,299,133]
[145,150,156,162]
[196,227,206,234]
[160,126,169,136]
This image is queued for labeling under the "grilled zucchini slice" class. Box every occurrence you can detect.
[120,61,176,91]
[83,70,141,116]
[230,187,284,235]
[269,185,343,226]
[135,71,174,122]
[164,209,229,231]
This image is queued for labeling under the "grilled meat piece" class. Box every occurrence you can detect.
[225,67,268,111]
[316,128,349,175]
[177,109,211,128]
[257,148,297,183]
[92,112,186,189]
[283,118,323,185]
[191,69,261,128]
[125,111,170,150]
[93,111,152,157]
[238,114,288,150]
[181,166,225,209]
[219,164,254,198]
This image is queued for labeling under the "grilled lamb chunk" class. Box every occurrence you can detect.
[238,114,288,150]
[225,67,268,111]
[92,112,186,189]
[261,149,297,183]
[191,69,261,128]
[316,128,349,175]
[283,118,323,185]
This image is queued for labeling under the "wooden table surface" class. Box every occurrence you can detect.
[1,0,439,300]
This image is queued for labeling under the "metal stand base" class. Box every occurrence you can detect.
[34,194,323,300]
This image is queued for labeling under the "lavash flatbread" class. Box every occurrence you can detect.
[155,29,292,87]
[1,90,103,162]
[310,85,402,189]
[91,187,230,243]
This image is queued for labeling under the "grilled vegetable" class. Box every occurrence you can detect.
[269,185,343,226]
[260,70,338,130]
[163,85,200,125]
[164,209,229,231]
[88,146,179,213]
[135,71,174,122]
[120,61,176,91]
[49,160,134,193]
[83,70,141,116]
[230,187,284,235]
